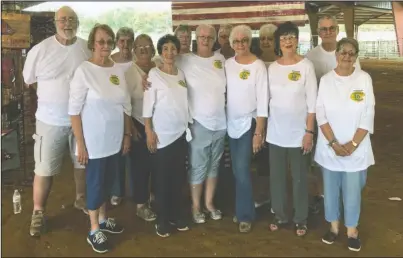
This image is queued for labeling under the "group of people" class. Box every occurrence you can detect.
[22,6,375,254]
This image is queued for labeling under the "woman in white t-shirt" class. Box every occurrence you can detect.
[315,38,374,252]
[143,34,191,238]
[266,22,317,237]
[69,24,132,254]
[109,26,135,207]
[124,34,157,222]
[225,25,269,233]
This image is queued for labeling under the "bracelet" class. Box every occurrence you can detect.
[305,129,315,135]
[328,139,338,147]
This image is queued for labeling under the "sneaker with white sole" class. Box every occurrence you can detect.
[192,211,206,224]
[87,231,109,254]
[74,198,88,215]
[110,196,122,206]
[30,210,46,237]
[99,218,124,234]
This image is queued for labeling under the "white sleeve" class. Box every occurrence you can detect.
[315,77,328,126]
[142,71,157,118]
[22,44,41,85]
[68,67,88,115]
[121,77,132,116]
[358,74,375,134]
[255,62,269,117]
[355,58,361,70]
[305,62,318,114]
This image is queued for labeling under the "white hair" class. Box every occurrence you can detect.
[218,24,233,36]
[195,24,217,42]
[229,25,252,48]
[318,15,338,27]
[259,24,277,37]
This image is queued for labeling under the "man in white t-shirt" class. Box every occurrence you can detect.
[305,15,361,213]
[22,6,91,237]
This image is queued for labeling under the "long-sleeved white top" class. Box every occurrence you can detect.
[306,44,361,82]
[143,67,191,149]
[68,61,132,159]
[225,57,269,139]
[266,58,318,148]
[314,68,375,172]
[125,63,146,124]
[23,36,91,126]
[176,53,227,131]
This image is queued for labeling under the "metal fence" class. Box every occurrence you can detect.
[299,38,403,60]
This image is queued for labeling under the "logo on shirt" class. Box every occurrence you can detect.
[213,60,223,69]
[109,75,120,85]
[239,70,250,80]
[350,90,365,102]
[288,71,301,82]
[178,80,187,87]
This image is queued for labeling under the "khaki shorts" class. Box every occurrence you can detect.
[33,119,84,176]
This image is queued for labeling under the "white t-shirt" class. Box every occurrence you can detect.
[306,44,361,82]
[68,62,132,159]
[114,61,133,72]
[143,67,190,149]
[225,57,269,139]
[176,53,227,131]
[314,68,375,172]
[125,63,146,124]
[23,36,91,126]
[266,58,318,148]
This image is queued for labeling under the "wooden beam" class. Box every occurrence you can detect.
[354,5,393,14]
[306,2,319,47]
[355,13,388,26]
[318,5,336,13]
[342,5,355,38]
[392,1,403,56]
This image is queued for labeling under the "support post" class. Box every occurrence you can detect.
[306,4,319,47]
[392,1,403,57]
[342,6,355,38]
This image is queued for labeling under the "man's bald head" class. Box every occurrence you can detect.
[54,6,79,41]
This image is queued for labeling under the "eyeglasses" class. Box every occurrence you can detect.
[198,36,214,42]
[136,45,152,51]
[232,38,249,45]
[55,17,78,24]
[339,51,357,57]
[319,26,337,33]
[260,36,274,41]
[96,40,114,47]
[279,35,297,42]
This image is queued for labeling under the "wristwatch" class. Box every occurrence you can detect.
[351,140,359,147]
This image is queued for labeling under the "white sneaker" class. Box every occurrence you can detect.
[110,196,122,206]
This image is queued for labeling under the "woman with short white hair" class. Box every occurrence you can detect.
[226,25,268,233]
[315,38,374,252]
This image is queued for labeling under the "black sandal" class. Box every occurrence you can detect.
[295,223,308,237]
[269,218,288,232]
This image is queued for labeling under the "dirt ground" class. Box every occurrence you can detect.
[2,59,403,257]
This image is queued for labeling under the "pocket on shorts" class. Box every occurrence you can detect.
[33,133,43,163]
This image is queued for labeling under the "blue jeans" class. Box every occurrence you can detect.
[322,167,367,227]
[229,124,255,223]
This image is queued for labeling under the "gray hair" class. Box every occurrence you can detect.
[318,15,338,27]
[116,27,134,42]
[259,24,277,37]
[229,25,252,48]
[336,37,359,55]
[218,24,233,36]
[195,24,217,42]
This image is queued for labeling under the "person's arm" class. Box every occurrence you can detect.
[305,62,318,132]
[22,44,41,88]
[255,62,269,136]
[143,72,158,152]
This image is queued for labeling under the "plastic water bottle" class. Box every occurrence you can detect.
[13,189,21,214]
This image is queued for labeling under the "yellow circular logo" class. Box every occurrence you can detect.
[213,60,223,69]
[109,75,120,85]
[288,71,301,81]
[178,80,187,87]
[239,70,250,80]
[350,90,365,102]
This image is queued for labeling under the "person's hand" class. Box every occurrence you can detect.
[302,133,314,155]
[142,74,151,92]
[146,130,159,153]
[131,123,142,142]
[253,133,264,154]
[342,141,357,155]
[122,135,131,155]
[76,141,89,166]
[332,142,350,156]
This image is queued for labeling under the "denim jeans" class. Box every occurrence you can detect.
[322,167,367,227]
[228,123,255,223]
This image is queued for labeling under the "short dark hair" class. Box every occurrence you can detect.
[274,21,299,57]
[156,34,181,55]
[87,23,115,50]
[134,34,156,57]
[336,37,359,55]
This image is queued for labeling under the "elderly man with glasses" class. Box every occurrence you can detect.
[305,15,361,214]
[23,6,91,237]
